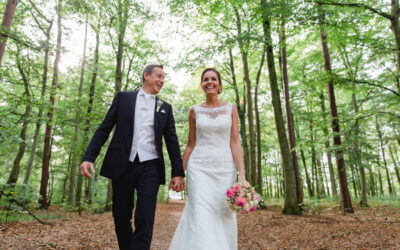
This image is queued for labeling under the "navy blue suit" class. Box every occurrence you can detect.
[82,90,184,249]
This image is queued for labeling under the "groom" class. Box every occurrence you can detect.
[80,64,185,250]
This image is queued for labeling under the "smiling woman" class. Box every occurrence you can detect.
[200,67,222,95]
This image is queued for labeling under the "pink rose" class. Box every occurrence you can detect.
[226,188,235,198]
[250,205,258,212]
[233,184,241,192]
[243,182,250,189]
[235,197,246,207]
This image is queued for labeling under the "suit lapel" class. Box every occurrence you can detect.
[154,96,160,132]
[130,90,139,134]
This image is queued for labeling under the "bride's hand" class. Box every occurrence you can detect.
[238,176,250,188]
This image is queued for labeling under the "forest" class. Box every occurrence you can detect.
[0,0,399,249]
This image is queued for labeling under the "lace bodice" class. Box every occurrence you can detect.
[192,103,233,156]
[169,102,237,250]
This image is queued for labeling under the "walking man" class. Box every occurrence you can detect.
[80,64,185,250]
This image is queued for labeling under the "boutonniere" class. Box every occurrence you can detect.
[156,99,163,112]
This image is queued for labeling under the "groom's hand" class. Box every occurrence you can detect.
[169,176,185,192]
[80,161,95,178]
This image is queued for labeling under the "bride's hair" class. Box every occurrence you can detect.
[200,68,222,94]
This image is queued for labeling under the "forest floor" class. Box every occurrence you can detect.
[1,199,400,249]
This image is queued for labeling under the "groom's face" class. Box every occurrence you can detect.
[143,67,165,95]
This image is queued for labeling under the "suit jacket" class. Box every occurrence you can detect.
[82,90,185,184]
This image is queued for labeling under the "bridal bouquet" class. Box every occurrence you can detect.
[226,182,261,214]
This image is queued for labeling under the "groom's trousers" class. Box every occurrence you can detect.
[112,157,160,250]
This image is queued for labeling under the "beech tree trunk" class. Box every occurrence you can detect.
[378,167,384,196]
[39,0,62,209]
[310,117,320,198]
[84,20,101,204]
[0,0,18,65]
[73,21,88,206]
[228,49,250,181]
[7,50,31,184]
[319,93,338,197]
[233,7,257,186]
[280,11,303,204]
[23,21,52,186]
[388,143,400,186]
[367,164,376,196]
[295,120,314,197]
[375,117,393,194]
[261,0,300,215]
[317,3,353,213]
[105,0,130,211]
[254,47,266,195]
[351,91,368,206]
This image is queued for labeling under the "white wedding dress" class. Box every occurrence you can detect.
[169,103,237,250]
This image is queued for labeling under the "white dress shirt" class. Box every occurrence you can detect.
[129,88,159,162]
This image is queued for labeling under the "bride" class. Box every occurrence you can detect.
[169,68,249,250]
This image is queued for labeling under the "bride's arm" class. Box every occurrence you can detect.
[182,107,196,171]
[230,105,248,183]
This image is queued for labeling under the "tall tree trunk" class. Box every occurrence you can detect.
[295,119,314,197]
[367,164,376,196]
[378,167,384,196]
[351,91,368,206]
[261,0,300,214]
[280,10,303,204]
[6,50,31,184]
[390,0,400,90]
[309,113,319,198]
[319,93,338,197]
[105,0,130,211]
[228,48,250,181]
[321,160,330,196]
[254,47,266,195]
[316,156,326,196]
[114,0,128,93]
[0,0,18,65]
[348,155,358,198]
[317,3,353,213]
[73,21,88,206]
[23,22,52,186]
[375,117,393,194]
[39,0,62,209]
[233,7,257,186]
[388,143,400,185]
[84,20,101,204]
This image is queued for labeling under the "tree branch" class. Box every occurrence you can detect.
[317,1,392,20]
[0,190,52,225]
[346,79,400,97]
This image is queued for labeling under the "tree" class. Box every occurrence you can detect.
[317,2,353,213]
[232,5,257,186]
[279,0,303,204]
[6,47,31,185]
[261,0,300,215]
[39,0,62,209]
[0,0,18,65]
[22,0,54,187]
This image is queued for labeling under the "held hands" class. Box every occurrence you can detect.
[169,176,185,192]
[80,161,95,178]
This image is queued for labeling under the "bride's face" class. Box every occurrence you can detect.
[201,71,221,95]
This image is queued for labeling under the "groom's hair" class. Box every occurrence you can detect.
[142,64,164,83]
[201,68,222,94]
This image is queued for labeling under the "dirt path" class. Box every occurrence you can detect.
[1,200,400,249]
